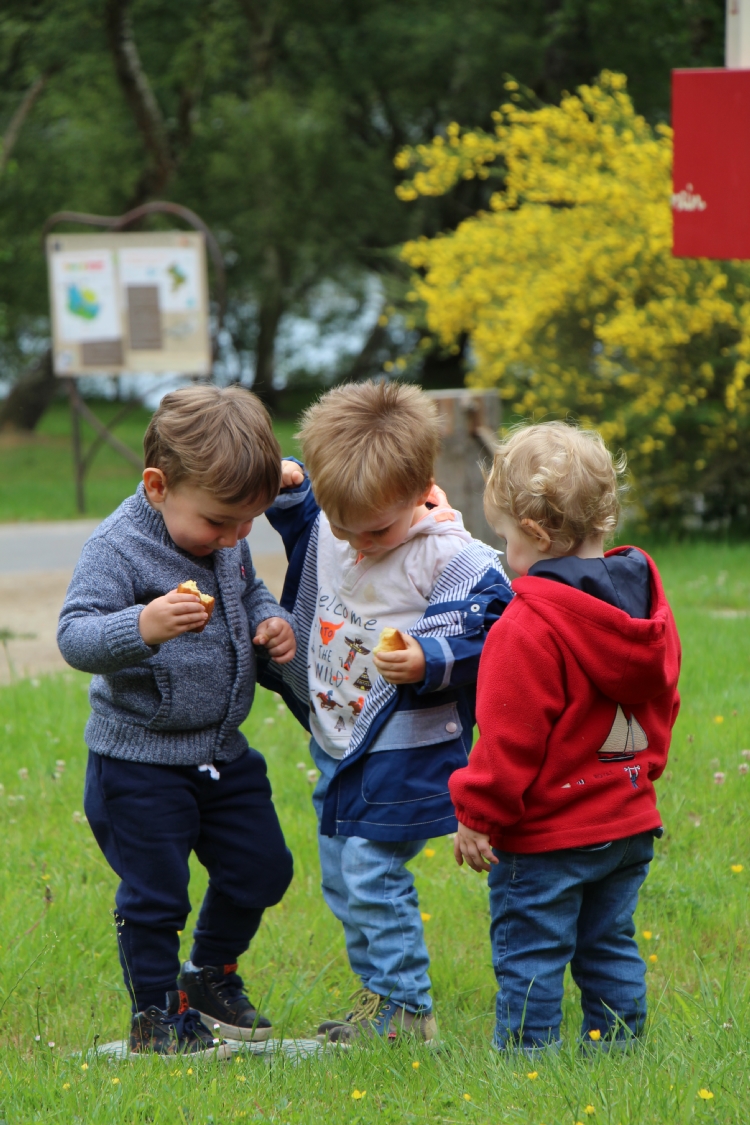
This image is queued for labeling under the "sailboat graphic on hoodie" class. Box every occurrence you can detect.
[597,704,649,762]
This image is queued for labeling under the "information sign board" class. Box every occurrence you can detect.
[46,231,211,376]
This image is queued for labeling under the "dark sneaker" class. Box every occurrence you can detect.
[318,989,439,1045]
[178,962,273,1042]
[129,990,232,1058]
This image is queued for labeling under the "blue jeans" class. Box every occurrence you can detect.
[488,832,655,1050]
[309,739,432,1013]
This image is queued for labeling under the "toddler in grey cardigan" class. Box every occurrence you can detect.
[58,385,296,1058]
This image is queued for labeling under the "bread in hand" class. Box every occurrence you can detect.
[177,580,215,633]
[373,627,408,654]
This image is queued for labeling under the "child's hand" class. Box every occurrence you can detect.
[253,617,297,664]
[139,591,208,645]
[281,460,305,489]
[454,822,498,873]
[372,634,426,684]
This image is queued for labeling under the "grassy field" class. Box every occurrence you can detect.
[0,400,301,522]
[0,543,748,1121]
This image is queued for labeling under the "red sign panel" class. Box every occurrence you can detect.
[672,68,750,259]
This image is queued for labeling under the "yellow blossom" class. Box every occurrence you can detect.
[698,1089,714,1100]
[396,72,750,521]
[112,1077,120,1085]
[585,1107,595,1115]
[463,1093,472,1101]
[80,1063,88,1071]
[649,954,658,963]
[351,1090,366,1100]
[588,1029,601,1041]
[62,1083,71,1090]
[187,1067,193,1075]
[731,864,744,873]
[714,716,724,724]
[642,930,652,939]
[526,1070,538,1079]
[412,1061,420,1069]
[424,848,436,857]
[421,912,432,922]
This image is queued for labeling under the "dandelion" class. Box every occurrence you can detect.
[63,1082,71,1089]
[351,1089,366,1100]
[588,1030,601,1041]
[714,715,724,724]
[463,1093,472,1101]
[585,1106,595,1115]
[649,954,658,963]
[412,1060,420,1069]
[526,1070,538,1079]
[713,772,726,785]
[642,930,652,939]
[424,848,436,858]
[697,1088,714,1100]
[112,1077,120,1085]
[81,1063,88,1071]
[187,1067,193,1075]
[731,864,744,873]
[421,913,432,922]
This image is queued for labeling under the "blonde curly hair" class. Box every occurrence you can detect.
[483,421,625,554]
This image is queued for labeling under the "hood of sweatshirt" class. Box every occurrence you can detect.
[513,546,678,705]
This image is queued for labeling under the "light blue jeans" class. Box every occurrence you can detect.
[309,739,432,1013]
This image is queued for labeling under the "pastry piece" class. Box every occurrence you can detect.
[177,580,215,633]
[372,627,408,654]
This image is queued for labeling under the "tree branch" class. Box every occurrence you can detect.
[103,0,174,201]
[0,72,49,176]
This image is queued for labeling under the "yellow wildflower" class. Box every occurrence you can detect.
[351,1090,366,1100]
[642,930,652,939]
[62,1083,71,1090]
[412,1061,420,1069]
[714,716,724,724]
[421,912,432,922]
[424,848,436,858]
[697,1089,714,1100]
[731,864,744,873]
[463,1093,472,1101]
[526,1070,538,1079]
[585,1107,596,1115]
[649,954,658,963]
[588,1029,601,1041]
[112,1077,120,1085]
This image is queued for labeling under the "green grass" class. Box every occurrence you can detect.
[0,401,301,522]
[0,542,749,1121]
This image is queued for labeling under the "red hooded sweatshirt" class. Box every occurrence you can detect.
[449,547,681,852]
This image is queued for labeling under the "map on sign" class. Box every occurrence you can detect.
[47,232,211,376]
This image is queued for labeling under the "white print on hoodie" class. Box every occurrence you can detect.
[309,490,472,759]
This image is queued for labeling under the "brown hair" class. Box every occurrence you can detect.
[297,381,440,523]
[143,385,281,504]
[483,421,624,553]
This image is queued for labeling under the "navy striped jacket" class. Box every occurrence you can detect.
[261,471,513,841]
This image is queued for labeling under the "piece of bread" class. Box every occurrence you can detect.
[373,627,408,654]
[177,580,215,633]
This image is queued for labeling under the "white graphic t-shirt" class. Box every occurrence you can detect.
[308,495,472,759]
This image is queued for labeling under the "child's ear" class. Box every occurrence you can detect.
[520,518,552,553]
[143,467,168,504]
[417,479,436,506]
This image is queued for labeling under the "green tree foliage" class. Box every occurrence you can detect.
[0,0,725,414]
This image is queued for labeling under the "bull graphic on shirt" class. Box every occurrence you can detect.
[319,618,344,645]
[316,690,342,712]
[597,705,648,762]
[343,637,370,671]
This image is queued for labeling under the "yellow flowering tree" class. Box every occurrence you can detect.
[397,72,750,530]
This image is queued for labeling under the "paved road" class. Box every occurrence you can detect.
[0,514,284,574]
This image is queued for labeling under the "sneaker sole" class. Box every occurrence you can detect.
[197,1013,274,1042]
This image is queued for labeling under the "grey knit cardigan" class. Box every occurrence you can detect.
[57,484,294,766]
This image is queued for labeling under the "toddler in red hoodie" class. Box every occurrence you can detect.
[449,421,681,1052]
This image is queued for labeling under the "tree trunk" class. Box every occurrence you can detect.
[0,350,59,432]
[252,290,283,411]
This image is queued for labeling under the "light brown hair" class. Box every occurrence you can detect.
[483,421,624,553]
[143,385,281,504]
[297,381,440,523]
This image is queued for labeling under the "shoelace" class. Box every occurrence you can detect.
[348,988,384,1023]
[165,1005,207,1042]
[212,972,250,1008]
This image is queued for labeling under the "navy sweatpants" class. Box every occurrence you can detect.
[84,748,293,1012]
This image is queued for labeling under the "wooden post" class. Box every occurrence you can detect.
[425,389,501,546]
[66,378,86,514]
[726,0,750,68]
